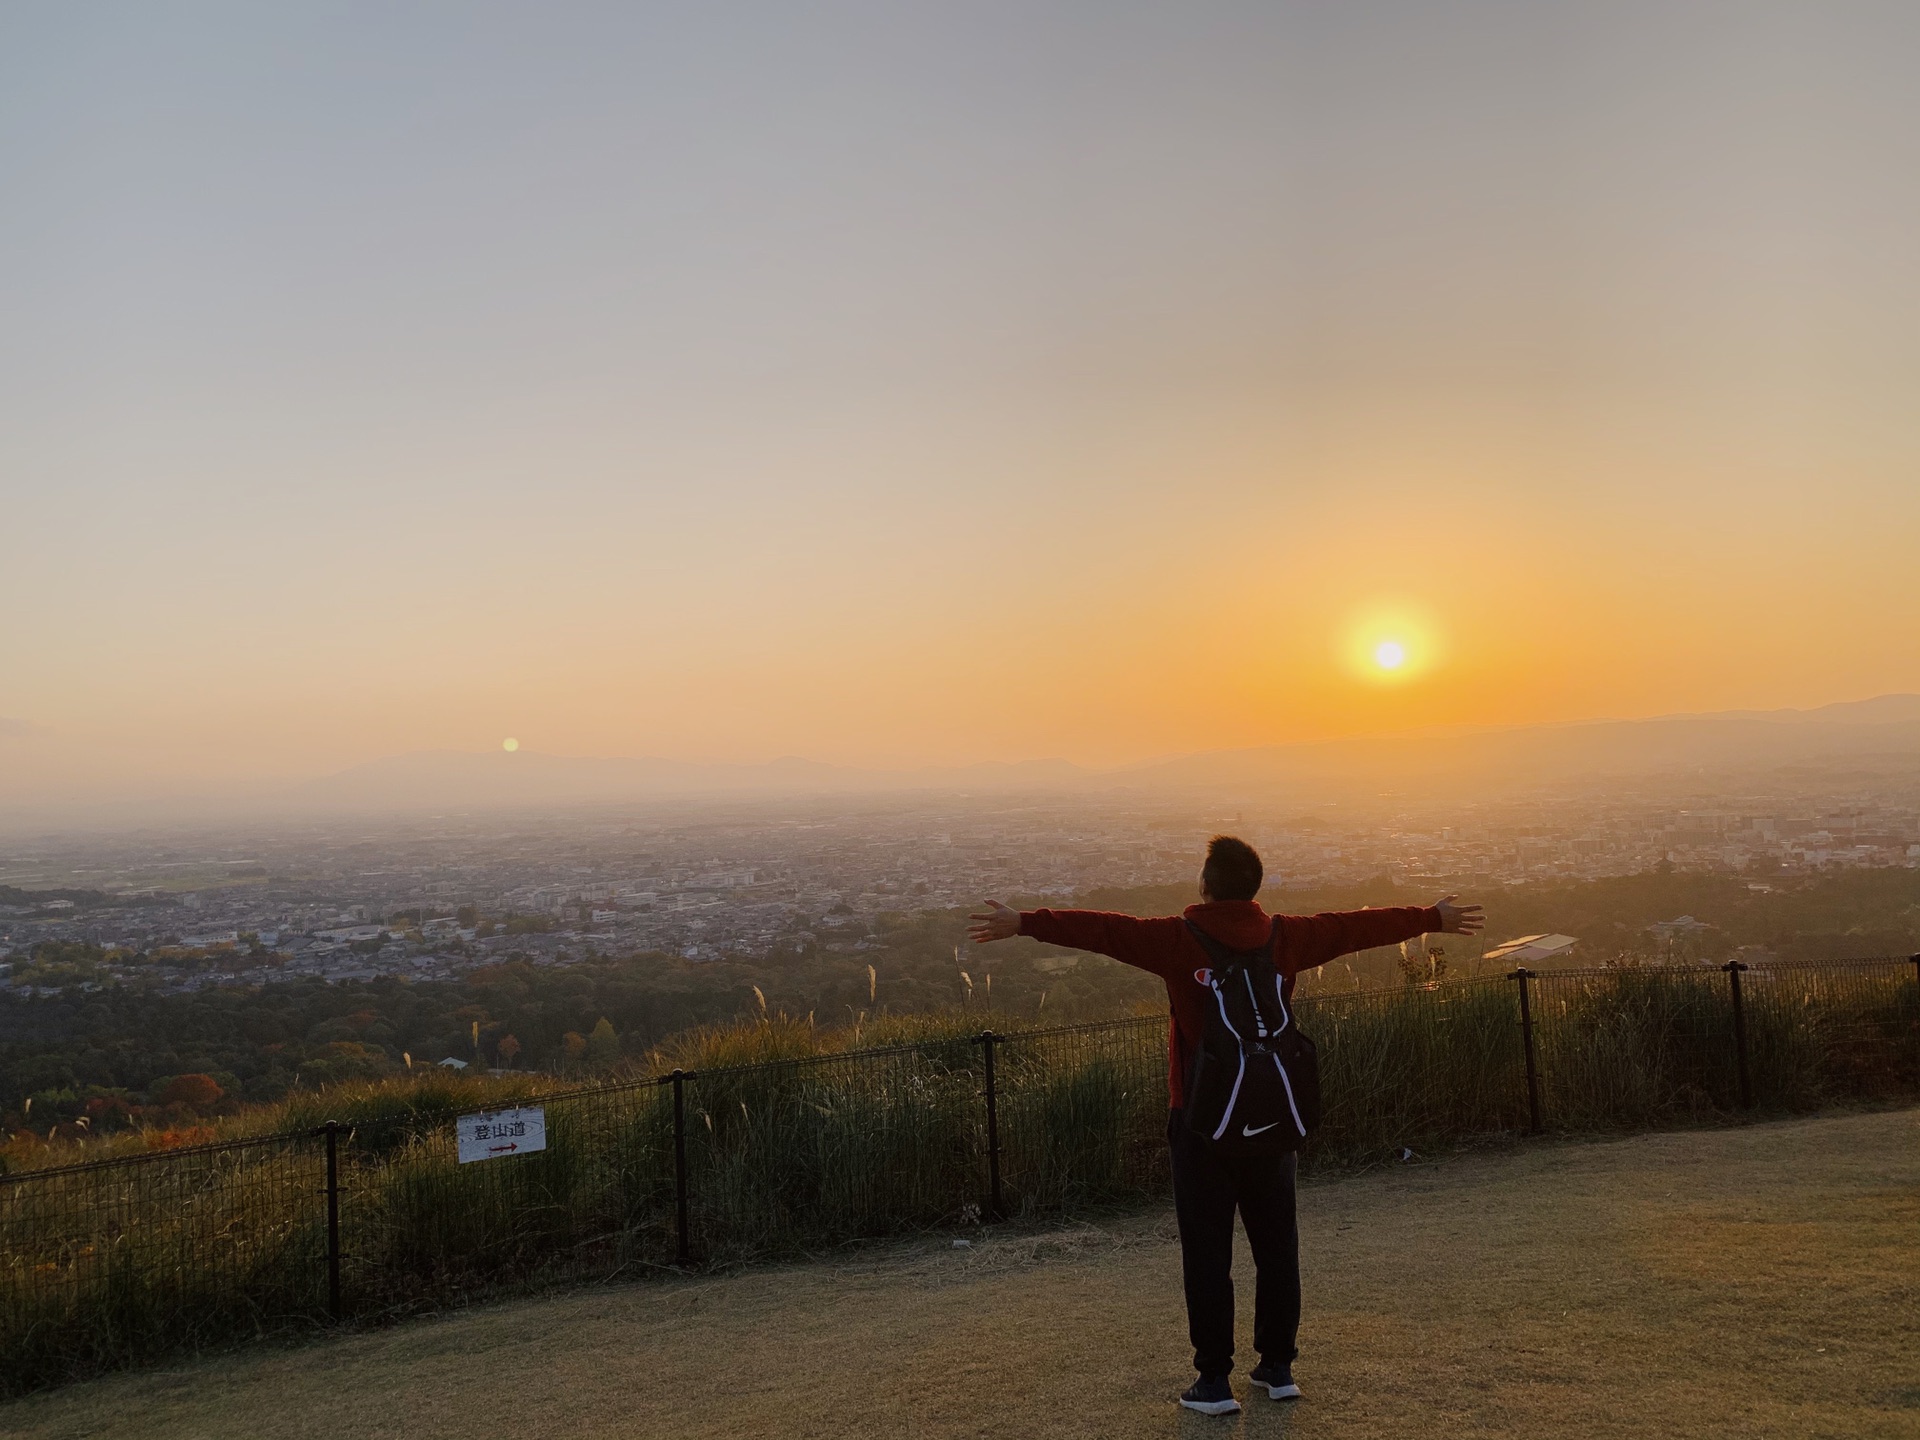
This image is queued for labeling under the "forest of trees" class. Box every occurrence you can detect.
[3,866,1916,1133]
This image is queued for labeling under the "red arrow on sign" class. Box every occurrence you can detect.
[488,1143,519,1153]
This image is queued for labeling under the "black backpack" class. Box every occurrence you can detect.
[1182,918,1320,1153]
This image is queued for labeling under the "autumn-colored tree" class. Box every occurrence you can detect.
[496,1034,522,1068]
[158,1074,224,1110]
[561,1031,588,1068]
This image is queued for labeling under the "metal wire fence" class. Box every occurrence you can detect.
[1,954,1915,1394]
[340,1072,679,1319]
[1516,955,1919,1130]
[1739,957,1919,1104]
[993,1018,1169,1213]
[0,1132,327,1389]
[1303,975,1531,1153]
[679,1037,986,1258]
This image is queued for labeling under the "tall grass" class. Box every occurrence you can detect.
[345,1079,676,1315]
[1,958,1913,1395]
[684,1039,983,1255]
[1531,968,1739,1127]
[0,1134,326,1390]
[997,1022,1169,1212]
[277,1069,556,1156]
[1304,978,1528,1157]
[1742,960,1920,1104]
[1528,960,1918,1128]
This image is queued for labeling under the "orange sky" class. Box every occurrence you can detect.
[4,6,1919,805]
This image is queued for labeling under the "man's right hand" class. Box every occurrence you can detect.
[968,900,1021,944]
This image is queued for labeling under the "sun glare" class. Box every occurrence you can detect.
[1340,601,1442,685]
[502,737,519,752]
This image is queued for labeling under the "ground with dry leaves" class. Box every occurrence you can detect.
[2,1107,1915,1440]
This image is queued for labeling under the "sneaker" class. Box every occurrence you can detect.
[1248,1360,1301,1400]
[1178,1374,1241,1415]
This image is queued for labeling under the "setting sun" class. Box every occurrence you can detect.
[1340,601,1443,687]
[502,738,519,753]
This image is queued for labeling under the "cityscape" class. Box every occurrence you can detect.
[6,775,1917,996]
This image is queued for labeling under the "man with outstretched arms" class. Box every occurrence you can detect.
[969,835,1482,1416]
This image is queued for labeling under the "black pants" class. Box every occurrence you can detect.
[1167,1107,1300,1377]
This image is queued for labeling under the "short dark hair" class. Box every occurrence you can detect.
[1202,835,1263,902]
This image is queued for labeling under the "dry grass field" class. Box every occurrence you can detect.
[2,1108,1914,1440]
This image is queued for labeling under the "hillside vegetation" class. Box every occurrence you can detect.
[2,866,1916,1158]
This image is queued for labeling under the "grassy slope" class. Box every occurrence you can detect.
[5,1107,1914,1440]
[0,1009,1031,1174]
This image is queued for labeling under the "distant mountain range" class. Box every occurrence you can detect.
[1119,692,1920,797]
[288,694,1920,812]
[286,750,1089,809]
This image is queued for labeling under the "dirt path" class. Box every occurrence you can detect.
[4,1109,1916,1440]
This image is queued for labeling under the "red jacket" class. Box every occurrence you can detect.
[1019,899,1441,1109]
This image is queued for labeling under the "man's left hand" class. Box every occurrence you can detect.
[1434,894,1484,934]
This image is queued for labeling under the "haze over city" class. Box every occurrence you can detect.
[6,3,1920,822]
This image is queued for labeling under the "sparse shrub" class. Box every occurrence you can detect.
[584,1017,621,1071]
[296,1041,398,1090]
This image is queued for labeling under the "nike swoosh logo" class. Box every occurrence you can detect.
[1242,1122,1280,1137]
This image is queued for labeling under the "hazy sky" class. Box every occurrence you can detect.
[5,2,1920,803]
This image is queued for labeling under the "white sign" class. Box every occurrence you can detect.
[457,1106,547,1164]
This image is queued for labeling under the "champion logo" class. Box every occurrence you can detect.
[1194,968,1213,986]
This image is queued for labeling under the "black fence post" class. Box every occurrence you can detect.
[980,1031,1003,1220]
[1510,968,1543,1135]
[670,1070,691,1265]
[1723,960,1753,1110]
[321,1120,342,1320]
